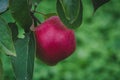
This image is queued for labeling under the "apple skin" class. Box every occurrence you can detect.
[34,16,76,66]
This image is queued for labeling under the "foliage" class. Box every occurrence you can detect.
[56,0,83,29]
[0,59,3,80]
[0,0,119,80]
[0,16,16,56]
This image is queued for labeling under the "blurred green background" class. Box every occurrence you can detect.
[0,0,120,80]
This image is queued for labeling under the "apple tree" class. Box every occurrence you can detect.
[0,0,110,80]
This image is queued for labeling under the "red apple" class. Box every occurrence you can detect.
[34,16,76,66]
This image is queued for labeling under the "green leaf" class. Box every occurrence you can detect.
[28,0,42,6]
[11,33,35,80]
[0,0,8,13]
[8,23,18,41]
[57,0,83,29]
[60,0,80,22]
[1,10,15,23]
[0,16,16,56]
[0,59,3,80]
[9,0,32,32]
[33,0,42,4]
[92,0,110,12]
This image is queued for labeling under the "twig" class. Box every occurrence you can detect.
[30,11,41,24]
